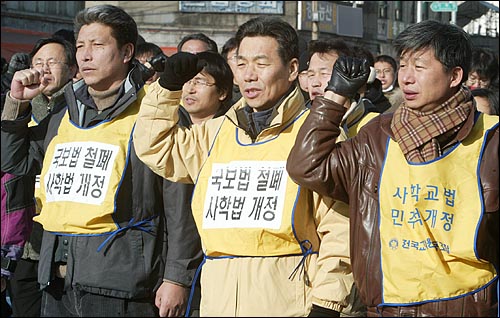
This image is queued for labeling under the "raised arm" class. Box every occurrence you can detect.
[1,68,51,176]
[286,56,370,200]
[133,52,206,183]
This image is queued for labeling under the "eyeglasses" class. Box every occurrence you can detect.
[466,77,490,88]
[184,78,216,88]
[374,68,393,75]
[32,58,66,70]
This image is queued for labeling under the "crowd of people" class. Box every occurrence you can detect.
[1,4,498,318]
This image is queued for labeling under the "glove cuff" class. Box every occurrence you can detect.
[158,77,182,91]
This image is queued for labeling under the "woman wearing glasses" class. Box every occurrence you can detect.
[466,47,498,91]
[374,54,404,113]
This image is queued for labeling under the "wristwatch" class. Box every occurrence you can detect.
[1,256,17,272]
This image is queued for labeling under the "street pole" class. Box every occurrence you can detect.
[417,1,422,23]
[451,1,457,24]
[312,0,319,40]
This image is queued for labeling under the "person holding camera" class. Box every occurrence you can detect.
[136,42,165,86]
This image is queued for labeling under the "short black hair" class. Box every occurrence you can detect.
[196,51,234,110]
[470,47,498,85]
[52,29,76,45]
[393,20,471,84]
[136,42,163,59]
[221,37,237,60]
[74,4,138,59]
[177,33,218,53]
[306,38,353,70]
[235,16,298,65]
[375,55,398,72]
[30,37,77,67]
[352,45,375,66]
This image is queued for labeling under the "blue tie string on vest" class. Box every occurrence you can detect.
[97,216,155,252]
[288,240,315,286]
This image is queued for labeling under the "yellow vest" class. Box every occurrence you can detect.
[346,112,378,138]
[191,110,319,257]
[34,92,143,234]
[378,113,498,304]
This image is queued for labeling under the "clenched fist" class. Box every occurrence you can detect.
[158,52,203,91]
[10,68,49,101]
[325,56,370,99]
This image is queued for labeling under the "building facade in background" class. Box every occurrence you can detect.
[2,1,498,61]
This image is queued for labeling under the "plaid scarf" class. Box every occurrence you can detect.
[391,86,473,163]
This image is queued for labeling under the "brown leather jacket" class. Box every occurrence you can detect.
[287,96,499,317]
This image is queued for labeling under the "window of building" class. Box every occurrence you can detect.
[395,1,402,21]
[378,1,388,19]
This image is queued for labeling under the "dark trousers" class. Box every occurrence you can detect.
[7,259,42,317]
[41,277,158,317]
[1,289,12,318]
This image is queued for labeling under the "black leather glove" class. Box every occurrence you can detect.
[158,52,203,91]
[325,56,371,99]
[307,304,341,317]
